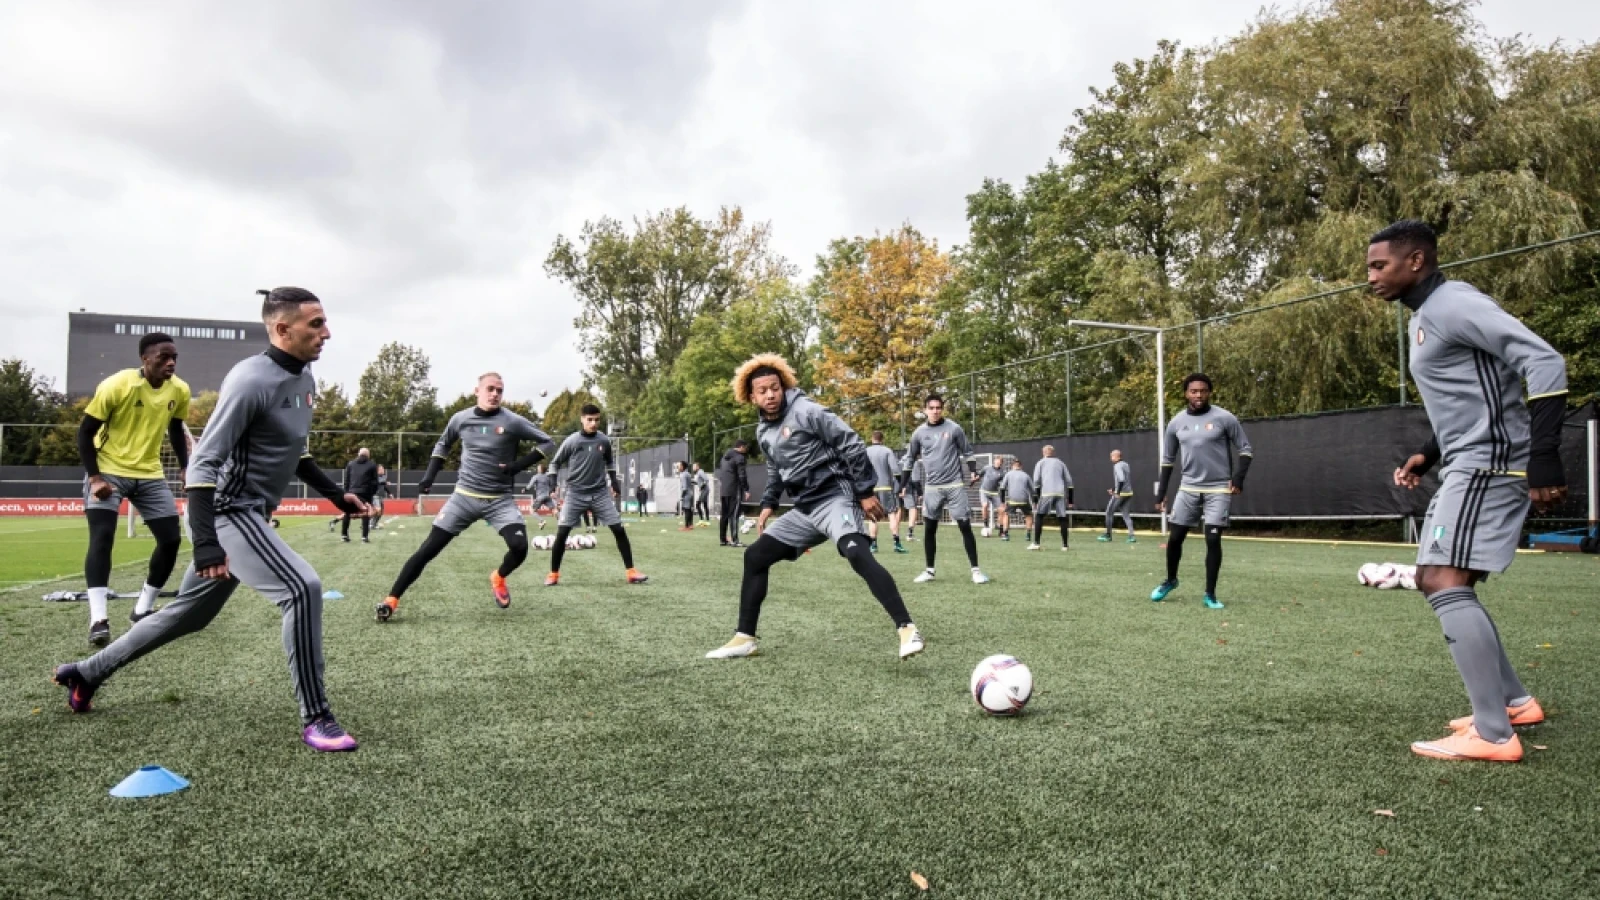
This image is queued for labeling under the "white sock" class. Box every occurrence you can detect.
[88,587,109,624]
[135,584,160,615]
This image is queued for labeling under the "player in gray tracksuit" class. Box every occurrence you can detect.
[378,373,555,621]
[692,463,711,521]
[675,462,695,529]
[865,431,906,554]
[1151,374,1252,610]
[705,354,922,661]
[978,457,1006,532]
[1000,460,1034,541]
[900,393,988,584]
[1368,220,1568,761]
[54,287,366,752]
[1030,446,1074,550]
[1099,450,1136,542]
[544,403,646,586]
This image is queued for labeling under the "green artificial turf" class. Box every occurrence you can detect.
[2,516,1597,899]
[0,517,159,589]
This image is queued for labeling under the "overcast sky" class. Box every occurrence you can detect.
[3,1,1596,408]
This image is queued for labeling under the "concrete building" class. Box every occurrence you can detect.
[67,312,267,398]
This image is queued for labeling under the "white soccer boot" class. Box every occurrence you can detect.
[705,633,758,659]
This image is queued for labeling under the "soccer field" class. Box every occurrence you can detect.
[0,517,165,591]
[2,516,1597,899]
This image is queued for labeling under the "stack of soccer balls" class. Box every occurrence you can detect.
[1356,562,1418,591]
[530,534,598,551]
[970,654,1033,716]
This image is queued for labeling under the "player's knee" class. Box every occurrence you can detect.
[1204,525,1224,548]
[148,517,182,552]
[743,536,791,571]
[86,509,119,545]
[300,574,324,606]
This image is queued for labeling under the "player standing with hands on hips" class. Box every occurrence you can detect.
[1369,220,1567,763]
[55,287,369,752]
[706,354,923,661]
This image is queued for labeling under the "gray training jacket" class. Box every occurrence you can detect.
[979,464,1005,494]
[757,388,876,512]
[866,444,901,490]
[431,408,555,497]
[902,418,975,488]
[1405,277,1567,478]
[550,431,617,495]
[1032,457,1073,497]
[188,350,317,513]
[1112,460,1132,496]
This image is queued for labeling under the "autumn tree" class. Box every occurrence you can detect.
[813,226,950,435]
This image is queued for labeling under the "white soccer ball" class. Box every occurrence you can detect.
[981,527,992,538]
[970,654,1033,716]
[530,535,551,551]
[1357,562,1382,586]
[565,537,581,550]
[740,519,755,533]
[580,534,596,549]
[1371,563,1402,590]
[1398,569,1417,591]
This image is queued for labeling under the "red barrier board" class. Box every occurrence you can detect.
[0,497,554,516]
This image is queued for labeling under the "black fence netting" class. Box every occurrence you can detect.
[729,403,1595,522]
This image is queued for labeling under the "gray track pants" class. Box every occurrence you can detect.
[76,509,330,724]
[1105,494,1134,535]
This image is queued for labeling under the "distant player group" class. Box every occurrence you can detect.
[51,220,1572,764]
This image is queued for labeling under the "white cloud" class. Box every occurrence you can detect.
[2,0,1595,406]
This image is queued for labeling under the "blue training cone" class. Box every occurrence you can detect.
[322,590,345,601]
[110,765,190,798]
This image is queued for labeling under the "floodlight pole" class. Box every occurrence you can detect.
[1069,320,1166,534]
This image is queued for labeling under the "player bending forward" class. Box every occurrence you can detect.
[76,331,191,647]
[706,354,924,660]
[1369,220,1567,763]
[543,404,647,587]
[55,287,367,751]
[377,373,554,621]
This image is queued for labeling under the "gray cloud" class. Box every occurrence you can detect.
[0,0,1595,406]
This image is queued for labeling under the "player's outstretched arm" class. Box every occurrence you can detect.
[299,456,365,515]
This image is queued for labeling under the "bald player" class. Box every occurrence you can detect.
[377,373,554,621]
[1098,449,1136,542]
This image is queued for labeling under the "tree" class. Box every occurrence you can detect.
[813,226,950,435]
[541,387,604,438]
[308,382,359,463]
[36,397,89,466]
[0,359,65,464]
[631,278,818,465]
[353,343,442,468]
[186,391,220,429]
[546,206,794,420]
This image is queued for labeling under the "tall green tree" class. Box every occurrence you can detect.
[546,206,794,422]
[353,343,442,468]
[630,278,818,465]
[541,387,604,439]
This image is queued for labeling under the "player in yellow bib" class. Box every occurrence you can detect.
[77,332,192,647]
